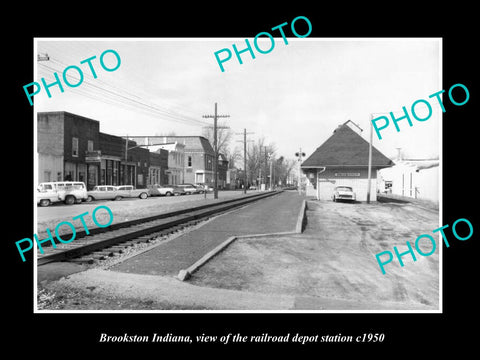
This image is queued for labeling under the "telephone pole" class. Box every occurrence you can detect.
[367,114,373,204]
[202,103,230,199]
[236,128,254,194]
[264,146,268,191]
[270,157,273,190]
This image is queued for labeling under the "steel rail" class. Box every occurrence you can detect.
[37,191,280,265]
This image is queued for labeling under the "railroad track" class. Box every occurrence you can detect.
[37,191,281,266]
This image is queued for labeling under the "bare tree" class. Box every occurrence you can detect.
[224,145,242,169]
[201,121,232,157]
[274,157,297,186]
[245,137,276,186]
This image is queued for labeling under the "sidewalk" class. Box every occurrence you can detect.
[110,191,304,276]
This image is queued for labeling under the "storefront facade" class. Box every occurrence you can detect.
[38,112,165,190]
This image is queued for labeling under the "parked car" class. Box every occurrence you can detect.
[332,186,356,202]
[86,185,120,202]
[115,185,149,199]
[172,185,187,196]
[195,183,213,193]
[248,185,257,190]
[37,181,88,205]
[148,184,178,197]
[193,184,205,194]
[176,184,199,195]
[37,188,61,207]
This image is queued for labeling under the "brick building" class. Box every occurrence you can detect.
[37,111,168,190]
[301,120,394,201]
[38,111,100,184]
[217,153,229,189]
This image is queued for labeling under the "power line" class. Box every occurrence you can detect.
[37,60,210,127]
[43,48,207,121]
[38,61,207,126]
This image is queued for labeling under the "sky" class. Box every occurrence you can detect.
[34,38,441,166]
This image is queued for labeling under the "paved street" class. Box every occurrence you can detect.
[110,191,304,276]
[36,190,252,234]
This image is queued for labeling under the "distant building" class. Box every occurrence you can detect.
[128,136,215,185]
[149,150,169,185]
[153,142,185,185]
[301,120,394,201]
[217,153,229,189]
[378,157,439,204]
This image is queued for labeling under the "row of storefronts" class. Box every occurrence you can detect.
[37,111,230,191]
[37,111,168,190]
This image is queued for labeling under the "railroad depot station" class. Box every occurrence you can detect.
[300,120,439,205]
[37,111,231,190]
[301,120,394,202]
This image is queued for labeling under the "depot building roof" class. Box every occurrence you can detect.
[301,121,394,169]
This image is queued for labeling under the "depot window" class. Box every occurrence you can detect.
[188,156,192,167]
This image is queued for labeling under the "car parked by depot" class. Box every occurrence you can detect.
[332,186,356,202]
[37,181,88,205]
[115,185,149,199]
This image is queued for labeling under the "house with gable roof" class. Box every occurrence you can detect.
[301,120,394,201]
[127,135,215,186]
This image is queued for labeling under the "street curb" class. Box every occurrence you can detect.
[177,197,308,281]
[178,236,238,281]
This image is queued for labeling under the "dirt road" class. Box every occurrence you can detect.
[190,199,440,310]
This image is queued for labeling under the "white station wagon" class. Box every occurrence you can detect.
[87,185,120,202]
[115,185,149,199]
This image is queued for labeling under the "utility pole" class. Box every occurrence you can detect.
[202,103,230,199]
[367,111,401,203]
[235,128,254,194]
[264,146,268,191]
[123,135,153,186]
[367,114,373,204]
[124,135,128,185]
[269,156,273,190]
